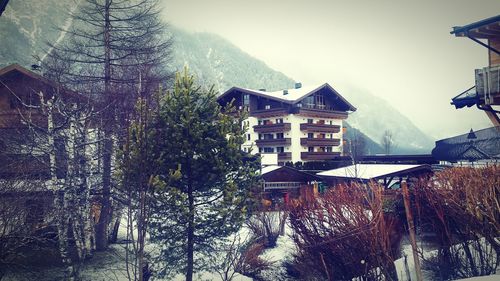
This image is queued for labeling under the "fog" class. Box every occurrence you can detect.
[161,0,500,139]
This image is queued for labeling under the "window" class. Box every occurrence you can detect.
[308,147,314,152]
[277,147,284,153]
[276,118,283,124]
[264,134,273,140]
[258,120,263,125]
[265,105,271,110]
[259,147,263,153]
[259,134,263,140]
[304,95,314,108]
[276,133,284,139]
[315,93,325,109]
[247,134,251,141]
[307,119,313,124]
[243,94,250,106]
[329,120,333,125]
[308,133,314,139]
[319,133,326,139]
[263,147,274,153]
[318,119,325,125]
[326,147,333,152]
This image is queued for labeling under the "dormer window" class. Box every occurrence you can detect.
[265,105,271,110]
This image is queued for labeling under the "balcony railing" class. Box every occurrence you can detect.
[250,108,288,118]
[292,107,348,119]
[300,123,340,133]
[253,122,291,133]
[300,137,340,146]
[277,152,292,161]
[301,151,341,161]
[475,65,500,105]
[255,138,291,146]
[263,181,302,190]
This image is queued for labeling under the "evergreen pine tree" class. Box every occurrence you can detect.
[149,69,260,281]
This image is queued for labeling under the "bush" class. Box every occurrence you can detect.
[288,182,402,280]
[415,165,499,279]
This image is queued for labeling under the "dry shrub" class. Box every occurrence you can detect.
[414,165,499,279]
[246,210,288,248]
[289,182,402,281]
[236,241,272,278]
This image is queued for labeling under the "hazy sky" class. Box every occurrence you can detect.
[161,0,500,140]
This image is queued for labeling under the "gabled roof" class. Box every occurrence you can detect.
[261,165,322,182]
[432,126,500,162]
[0,64,57,88]
[219,83,357,112]
[317,164,431,180]
[0,63,87,102]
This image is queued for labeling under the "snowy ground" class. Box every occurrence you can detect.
[2,215,498,280]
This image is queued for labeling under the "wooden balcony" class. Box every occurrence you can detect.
[475,65,500,105]
[300,137,340,146]
[292,107,348,119]
[301,151,341,161]
[255,138,291,146]
[250,108,288,118]
[278,152,292,161]
[300,123,340,133]
[253,122,291,133]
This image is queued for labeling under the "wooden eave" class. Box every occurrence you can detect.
[451,15,500,39]
[218,83,356,112]
[0,64,90,103]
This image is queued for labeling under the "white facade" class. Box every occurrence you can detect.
[243,114,346,164]
[220,83,356,165]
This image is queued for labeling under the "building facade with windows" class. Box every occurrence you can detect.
[217,83,356,164]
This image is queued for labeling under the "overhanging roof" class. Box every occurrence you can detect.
[451,86,478,109]
[218,83,357,112]
[261,165,322,182]
[316,164,431,180]
[451,15,500,39]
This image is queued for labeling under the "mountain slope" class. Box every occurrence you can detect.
[0,1,433,154]
[170,27,295,93]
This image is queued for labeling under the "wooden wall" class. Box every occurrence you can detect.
[489,37,500,66]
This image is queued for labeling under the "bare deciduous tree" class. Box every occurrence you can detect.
[43,0,174,251]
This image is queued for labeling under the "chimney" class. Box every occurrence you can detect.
[259,88,266,92]
[295,82,302,89]
[283,89,289,95]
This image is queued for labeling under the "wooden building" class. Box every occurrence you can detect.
[261,165,323,208]
[451,15,500,126]
[218,83,356,164]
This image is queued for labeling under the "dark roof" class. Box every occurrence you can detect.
[451,15,500,38]
[261,165,322,183]
[0,63,89,103]
[432,126,500,162]
[218,83,357,112]
[0,0,9,17]
[451,86,478,109]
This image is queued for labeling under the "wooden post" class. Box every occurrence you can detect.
[402,181,423,281]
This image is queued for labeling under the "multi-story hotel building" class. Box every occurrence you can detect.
[217,83,356,165]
